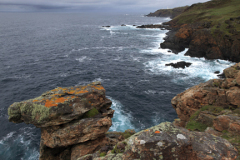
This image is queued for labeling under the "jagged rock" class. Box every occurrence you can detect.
[165,61,192,69]
[214,71,220,74]
[171,63,240,126]
[102,26,110,28]
[88,122,238,160]
[121,24,126,26]
[8,82,111,128]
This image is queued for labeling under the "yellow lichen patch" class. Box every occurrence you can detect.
[32,100,38,102]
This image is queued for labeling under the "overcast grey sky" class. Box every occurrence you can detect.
[0,0,210,12]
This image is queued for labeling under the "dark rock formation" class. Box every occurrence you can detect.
[165,61,192,69]
[121,24,126,26]
[137,24,171,30]
[214,71,220,74]
[102,26,110,28]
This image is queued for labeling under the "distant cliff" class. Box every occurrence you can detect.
[160,0,240,62]
[146,6,188,19]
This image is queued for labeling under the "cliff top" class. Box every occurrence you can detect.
[146,6,188,19]
[171,0,240,36]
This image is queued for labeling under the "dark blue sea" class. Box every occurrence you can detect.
[0,12,234,160]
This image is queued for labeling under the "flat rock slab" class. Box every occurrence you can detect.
[8,82,112,127]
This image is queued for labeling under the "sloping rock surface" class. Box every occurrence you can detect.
[79,122,238,160]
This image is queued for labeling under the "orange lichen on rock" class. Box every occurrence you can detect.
[45,96,71,108]
[92,85,105,90]
[155,131,161,134]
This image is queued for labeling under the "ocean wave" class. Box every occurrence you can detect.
[107,96,135,132]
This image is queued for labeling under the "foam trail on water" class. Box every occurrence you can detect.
[107,96,135,132]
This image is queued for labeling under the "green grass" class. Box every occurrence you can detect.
[172,0,240,35]
[186,105,224,131]
[100,152,106,157]
[186,120,208,131]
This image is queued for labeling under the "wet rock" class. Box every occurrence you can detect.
[121,24,126,26]
[165,61,192,69]
[214,71,220,74]
[102,26,110,28]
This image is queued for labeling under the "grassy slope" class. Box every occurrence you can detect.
[172,0,240,35]
[147,6,188,18]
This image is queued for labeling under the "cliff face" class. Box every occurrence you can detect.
[160,0,240,62]
[146,6,188,19]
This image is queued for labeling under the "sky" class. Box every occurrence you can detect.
[0,0,210,13]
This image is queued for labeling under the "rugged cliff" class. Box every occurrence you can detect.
[172,62,240,158]
[8,78,240,159]
[158,0,240,62]
[146,6,188,19]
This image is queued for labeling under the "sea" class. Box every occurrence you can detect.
[0,12,235,160]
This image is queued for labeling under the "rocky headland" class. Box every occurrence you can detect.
[8,62,240,159]
[146,0,240,62]
[146,6,188,19]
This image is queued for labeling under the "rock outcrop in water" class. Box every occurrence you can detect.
[165,61,192,69]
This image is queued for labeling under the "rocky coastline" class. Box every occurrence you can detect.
[8,62,240,159]
[144,0,240,62]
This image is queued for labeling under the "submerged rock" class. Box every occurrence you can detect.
[165,61,192,69]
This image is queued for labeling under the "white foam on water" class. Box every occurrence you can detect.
[76,56,92,62]
[144,48,235,84]
[107,96,135,132]
[0,127,40,160]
